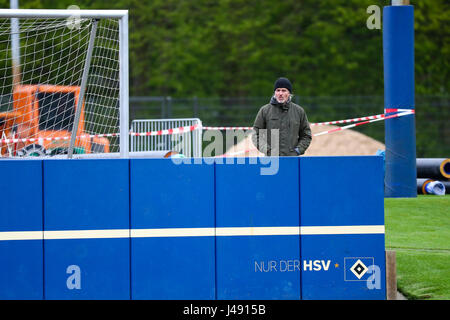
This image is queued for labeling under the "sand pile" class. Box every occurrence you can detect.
[224,125,385,157]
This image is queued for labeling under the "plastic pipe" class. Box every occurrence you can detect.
[417,178,449,195]
[417,158,450,180]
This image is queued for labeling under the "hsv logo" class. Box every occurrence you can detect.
[344,257,374,281]
[350,259,368,279]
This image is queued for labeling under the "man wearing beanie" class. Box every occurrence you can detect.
[251,77,312,156]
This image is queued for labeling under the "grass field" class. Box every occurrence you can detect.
[384,195,450,300]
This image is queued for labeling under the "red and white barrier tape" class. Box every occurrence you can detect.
[311,113,385,126]
[203,126,253,130]
[384,108,414,113]
[129,124,200,137]
[0,133,121,145]
[218,109,415,157]
[0,124,200,145]
[203,109,415,129]
[313,109,414,137]
[0,110,414,145]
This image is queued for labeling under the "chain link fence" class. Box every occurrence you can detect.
[129,95,449,158]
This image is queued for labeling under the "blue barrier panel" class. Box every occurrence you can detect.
[300,156,386,300]
[215,157,300,300]
[0,160,43,299]
[130,159,215,299]
[43,159,130,300]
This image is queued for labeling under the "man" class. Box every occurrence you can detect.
[252,77,312,156]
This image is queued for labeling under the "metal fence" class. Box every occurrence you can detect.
[129,95,450,158]
[130,118,202,158]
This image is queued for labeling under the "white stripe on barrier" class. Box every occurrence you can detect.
[0,231,43,240]
[216,226,300,236]
[131,228,215,238]
[43,229,130,240]
[0,225,385,241]
[300,225,385,235]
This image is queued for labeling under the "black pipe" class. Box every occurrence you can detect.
[416,158,450,180]
[442,181,450,194]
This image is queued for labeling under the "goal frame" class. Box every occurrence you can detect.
[0,9,129,158]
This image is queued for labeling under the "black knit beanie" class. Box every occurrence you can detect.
[274,77,292,93]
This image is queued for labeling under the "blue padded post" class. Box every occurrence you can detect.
[383,5,417,197]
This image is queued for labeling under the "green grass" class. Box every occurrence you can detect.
[385,195,450,300]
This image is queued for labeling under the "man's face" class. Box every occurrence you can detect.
[275,88,290,103]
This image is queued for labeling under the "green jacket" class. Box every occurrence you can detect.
[252,100,312,156]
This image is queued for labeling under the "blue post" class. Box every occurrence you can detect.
[383,4,417,197]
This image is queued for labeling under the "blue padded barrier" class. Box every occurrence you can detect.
[43,159,130,300]
[0,156,387,300]
[130,159,215,299]
[0,160,43,299]
[299,156,386,300]
[215,157,301,299]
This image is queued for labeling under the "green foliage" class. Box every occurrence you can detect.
[2,0,447,98]
[414,0,449,95]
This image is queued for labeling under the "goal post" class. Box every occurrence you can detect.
[0,9,129,158]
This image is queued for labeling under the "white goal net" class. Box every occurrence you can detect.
[0,9,128,158]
